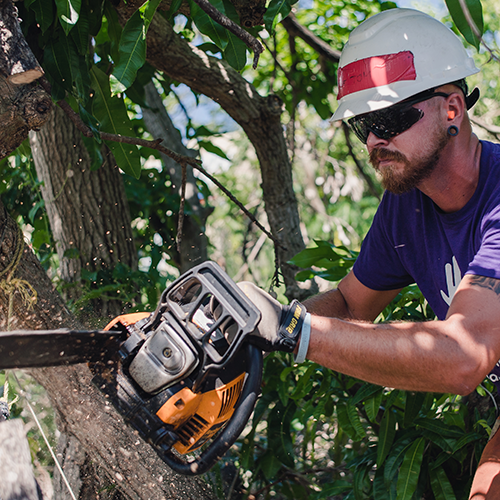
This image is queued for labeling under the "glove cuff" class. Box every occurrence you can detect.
[277,300,307,352]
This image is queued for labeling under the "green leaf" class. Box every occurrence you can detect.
[445,0,483,50]
[420,429,454,453]
[396,437,425,500]
[365,390,383,423]
[337,402,364,441]
[312,481,352,499]
[29,200,45,223]
[110,9,146,94]
[377,409,397,467]
[430,467,457,500]
[70,2,90,54]
[198,140,230,160]
[55,0,81,34]
[452,432,483,453]
[288,244,337,268]
[352,383,382,405]
[260,451,282,480]
[30,0,55,33]
[166,0,183,21]
[223,33,247,71]
[238,427,256,471]
[267,402,296,468]
[291,364,316,400]
[373,468,397,500]
[263,0,292,34]
[353,466,369,500]
[110,0,160,94]
[384,432,420,487]
[90,66,141,178]
[189,0,228,50]
[414,418,464,438]
[403,391,425,428]
[347,400,366,439]
[82,135,104,171]
[88,0,104,36]
[43,36,73,99]
[32,229,51,249]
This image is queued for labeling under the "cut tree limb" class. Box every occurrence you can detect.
[0,0,44,85]
[0,0,50,159]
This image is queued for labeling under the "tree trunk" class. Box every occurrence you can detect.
[142,82,211,273]
[0,204,215,498]
[29,105,138,319]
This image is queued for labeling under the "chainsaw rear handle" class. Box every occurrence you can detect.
[160,343,263,476]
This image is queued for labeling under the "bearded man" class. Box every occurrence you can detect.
[238,8,500,499]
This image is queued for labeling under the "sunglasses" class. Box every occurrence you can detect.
[347,91,450,144]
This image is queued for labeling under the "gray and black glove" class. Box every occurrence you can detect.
[235,281,308,353]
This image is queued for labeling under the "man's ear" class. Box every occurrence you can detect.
[446,92,465,123]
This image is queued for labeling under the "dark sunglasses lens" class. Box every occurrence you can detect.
[348,105,423,144]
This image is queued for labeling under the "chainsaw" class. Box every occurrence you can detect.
[0,261,263,475]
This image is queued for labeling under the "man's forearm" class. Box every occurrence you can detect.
[303,289,353,319]
[306,314,491,395]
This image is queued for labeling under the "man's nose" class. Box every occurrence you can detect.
[366,131,390,150]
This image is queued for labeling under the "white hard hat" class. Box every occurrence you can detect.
[331,8,479,121]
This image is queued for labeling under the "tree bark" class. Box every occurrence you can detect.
[29,105,138,319]
[0,204,215,498]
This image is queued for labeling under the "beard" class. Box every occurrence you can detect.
[369,129,450,195]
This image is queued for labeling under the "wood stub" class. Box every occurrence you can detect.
[0,419,42,500]
[0,0,51,159]
[0,0,43,84]
[0,82,52,160]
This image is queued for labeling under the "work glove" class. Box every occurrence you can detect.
[232,281,309,354]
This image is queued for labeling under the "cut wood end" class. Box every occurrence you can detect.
[8,68,44,85]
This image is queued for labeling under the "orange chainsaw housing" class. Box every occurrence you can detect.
[156,372,246,454]
[104,312,247,455]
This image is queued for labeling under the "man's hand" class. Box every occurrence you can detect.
[234,282,307,353]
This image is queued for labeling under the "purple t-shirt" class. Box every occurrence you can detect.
[353,140,500,388]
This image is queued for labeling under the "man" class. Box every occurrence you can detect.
[237,8,500,499]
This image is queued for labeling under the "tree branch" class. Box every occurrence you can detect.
[281,12,341,63]
[191,0,264,68]
[471,115,500,140]
[42,78,285,251]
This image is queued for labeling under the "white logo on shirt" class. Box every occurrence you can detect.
[440,256,462,306]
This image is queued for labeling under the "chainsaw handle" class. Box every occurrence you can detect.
[160,343,263,476]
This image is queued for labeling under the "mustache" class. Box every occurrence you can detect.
[369,148,407,166]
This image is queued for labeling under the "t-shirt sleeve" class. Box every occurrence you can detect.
[353,198,414,291]
[466,206,500,279]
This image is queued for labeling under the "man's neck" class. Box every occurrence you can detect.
[417,136,482,213]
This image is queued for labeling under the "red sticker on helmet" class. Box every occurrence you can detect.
[337,51,416,100]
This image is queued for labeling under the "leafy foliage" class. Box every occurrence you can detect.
[230,242,494,498]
